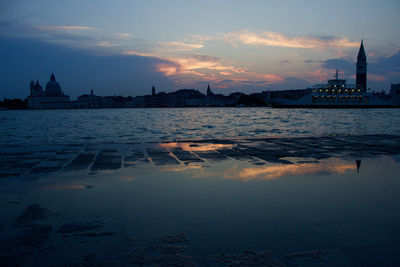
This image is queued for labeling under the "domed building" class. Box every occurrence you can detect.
[27,73,71,109]
[45,73,64,96]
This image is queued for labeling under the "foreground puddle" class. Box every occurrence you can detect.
[1,135,400,266]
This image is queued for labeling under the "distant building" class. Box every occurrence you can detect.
[356,40,367,92]
[152,85,156,96]
[390,83,400,100]
[27,73,70,109]
[77,89,102,108]
[206,84,214,96]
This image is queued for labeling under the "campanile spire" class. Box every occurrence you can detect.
[356,40,367,92]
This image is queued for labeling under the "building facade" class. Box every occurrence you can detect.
[27,73,70,109]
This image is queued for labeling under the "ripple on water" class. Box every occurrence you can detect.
[0,108,400,146]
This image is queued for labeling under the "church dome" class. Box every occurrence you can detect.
[45,73,63,96]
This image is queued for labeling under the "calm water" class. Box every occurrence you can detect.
[2,154,400,265]
[1,107,400,146]
[1,108,400,265]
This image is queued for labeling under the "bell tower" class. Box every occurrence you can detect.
[356,40,367,92]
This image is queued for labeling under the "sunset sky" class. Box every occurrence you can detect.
[1,0,399,98]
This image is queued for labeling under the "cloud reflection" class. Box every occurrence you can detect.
[42,184,87,190]
[224,159,356,181]
[160,142,233,152]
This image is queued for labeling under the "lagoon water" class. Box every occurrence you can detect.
[1,108,400,266]
[1,107,400,146]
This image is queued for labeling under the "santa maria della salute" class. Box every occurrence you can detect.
[28,73,70,109]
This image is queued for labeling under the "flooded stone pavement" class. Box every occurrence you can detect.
[0,134,400,266]
[1,134,399,177]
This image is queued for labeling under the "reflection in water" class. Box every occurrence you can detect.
[159,158,358,182]
[356,159,362,173]
[223,159,356,181]
[161,163,204,173]
[4,152,400,266]
[42,184,87,190]
[160,142,233,151]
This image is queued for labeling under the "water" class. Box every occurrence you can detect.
[1,108,400,265]
[2,153,400,265]
[1,108,400,146]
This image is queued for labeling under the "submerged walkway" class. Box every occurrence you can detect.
[1,134,399,178]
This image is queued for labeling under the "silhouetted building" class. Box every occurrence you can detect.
[390,83,400,100]
[206,84,214,96]
[152,85,156,96]
[356,40,367,92]
[27,73,70,109]
[77,89,102,108]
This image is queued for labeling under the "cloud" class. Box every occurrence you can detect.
[97,41,118,47]
[220,79,234,83]
[222,30,359,49]
[34,25,95,31]
[368,73,386,82]
[241,80,267,84]
[321,58,354,73]
[219,72,233,75]
[157,41,203,52]
[149,54,247,77]
[115,32,132,38]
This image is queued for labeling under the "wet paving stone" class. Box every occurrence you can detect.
[29,158,67,174]
[24,153,51,160]
[56,148,81,155]
[0,172,23,178]
[29,166,63,174]
[64,153,96,171]
[147,148,179,165]
[11,159,41,170]
[169,148,203,163]
[91,150,121,171]
[216,148,254,160]
[192,150,226,161]
[124,150,149,167]
[125,150,149,163]
[0,134,399,178]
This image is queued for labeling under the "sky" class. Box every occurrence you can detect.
[0,0,399,99]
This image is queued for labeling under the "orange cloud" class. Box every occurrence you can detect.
[303,68,334,83]
[263,74,284,82]
[220,72,233,75]
[222,30,359,49]
[157,41,204,52]
[155,54,247,77]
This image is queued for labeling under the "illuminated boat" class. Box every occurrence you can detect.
[270,70,400,108]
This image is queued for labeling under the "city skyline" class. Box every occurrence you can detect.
[1,0,399,99]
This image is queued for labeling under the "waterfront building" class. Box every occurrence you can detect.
[77,89,102,108]
[390,83,400,100]
[27,73,70,109]
[206,84,214,96]
[356,40,367,92]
